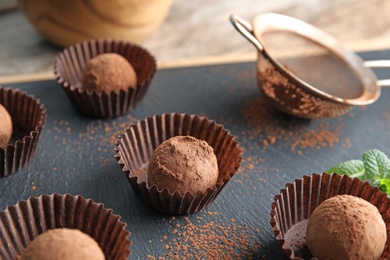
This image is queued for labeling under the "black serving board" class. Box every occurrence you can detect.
[1,50,390,259]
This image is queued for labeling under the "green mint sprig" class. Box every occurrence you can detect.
[326,149,390,196]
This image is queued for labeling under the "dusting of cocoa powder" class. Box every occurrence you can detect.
[47,115,139,168]
[81,53,137,93]
[258,63,353,119]
[241,96,350,154]
[259,67,318,116]
[148,213,262,259]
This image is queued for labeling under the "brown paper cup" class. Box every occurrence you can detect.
[115,113,243,214]
[0,194,131,259]
[270,172,390,259]
[0,87,46,177]
[53,39,156,118]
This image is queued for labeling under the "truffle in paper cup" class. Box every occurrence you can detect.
[0,87,46,177]
[53,38,156,118]
[270,172,390,259]
[0,194,131,259]
[115,113,242,214]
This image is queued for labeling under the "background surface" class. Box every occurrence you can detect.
[1,50,390,258]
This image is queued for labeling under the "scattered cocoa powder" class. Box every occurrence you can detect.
[47,114,139,168]
[234,155,266,184]
[241,96,350,153]
[148,213,261,259]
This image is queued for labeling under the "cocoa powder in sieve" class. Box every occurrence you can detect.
[259,67,352,118]
[259,67,320,116]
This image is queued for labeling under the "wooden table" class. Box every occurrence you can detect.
[1,0,390,84]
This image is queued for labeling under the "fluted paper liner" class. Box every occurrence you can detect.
[115,113,242,214]
[0,87,46,177]
[0,194,131,259]
[270,172,390,259]
[53,39,156,118]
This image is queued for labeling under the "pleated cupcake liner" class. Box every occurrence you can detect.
[0,194,131,259]
[53,38,156,118]
[115,113,243,214]
[0,87,46,177]
[270,172,390,259]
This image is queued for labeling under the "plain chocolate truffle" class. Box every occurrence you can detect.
[147,135,219,196]
[21,228,105,260]
[0,103,12,148]
[81,53,137,93]
[306,195,386,260]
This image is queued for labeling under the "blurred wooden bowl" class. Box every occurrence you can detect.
[18,0,172,47]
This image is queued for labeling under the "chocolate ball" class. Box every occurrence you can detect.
[306,195,386,260]
[0,103,12,148]
[81,53,137,93]
[21,228,105,260]
[147,136,219,196]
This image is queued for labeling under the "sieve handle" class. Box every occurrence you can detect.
[364,60,390,87]
[229,15,265,52]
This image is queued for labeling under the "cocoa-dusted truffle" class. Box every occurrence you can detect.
[0,103,12,148]
[147,135,219,196]
[21,228,105,260]
[81,53,137,93]
[306,194,386,260]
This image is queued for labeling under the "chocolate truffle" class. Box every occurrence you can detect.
[0,103,12,148]
[147,135,219,196]
[20,228,105,260]
[81,53,137,93]
[306,194,386,260]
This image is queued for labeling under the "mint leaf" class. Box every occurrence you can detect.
[373,179,390,195]
[327,159,365,179]
[362,149,390,180]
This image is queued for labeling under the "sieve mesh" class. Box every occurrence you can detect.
[230,13,381,119]
[257,59,353,119]
[261,31,363,100]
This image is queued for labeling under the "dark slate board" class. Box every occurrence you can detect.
[1,50,390,259]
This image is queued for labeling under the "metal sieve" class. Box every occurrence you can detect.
[230,13,389,119]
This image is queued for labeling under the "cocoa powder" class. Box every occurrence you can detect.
[259,66,353,118]
[241,95,350,154]
[48,115,139,168]
[148,213,262,259]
